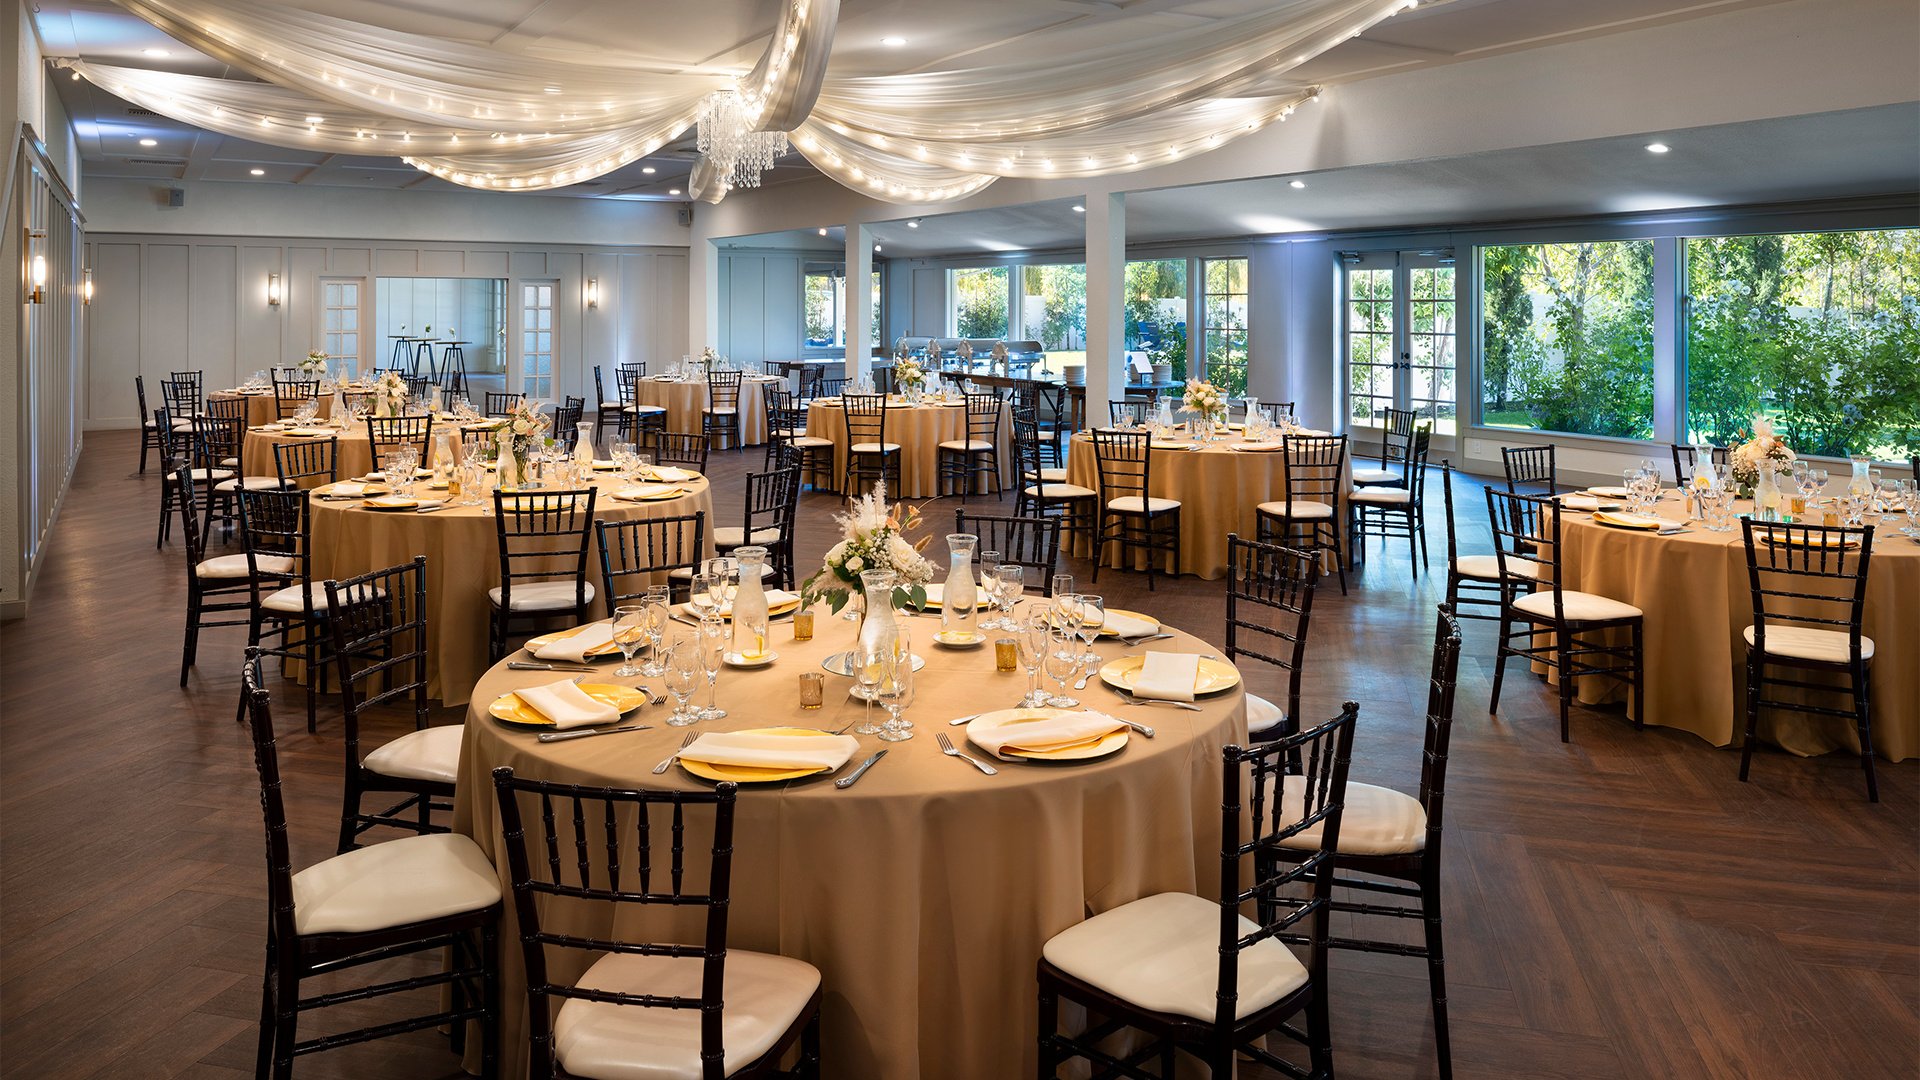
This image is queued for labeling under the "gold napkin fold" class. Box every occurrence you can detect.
[535,623,616,663]
[1132,652,1202,702]
[678,732,859,772]
[515,679,620,729]
[968,711,1128,761]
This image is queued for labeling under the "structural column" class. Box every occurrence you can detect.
[845,223,874,381]
[1083,192,1127,425]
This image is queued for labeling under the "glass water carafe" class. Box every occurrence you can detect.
[941,534,979,641]
[730,546,772,662]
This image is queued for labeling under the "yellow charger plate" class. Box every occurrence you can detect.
[680,728,840,783]
[1591,511,1661,531]
[363,496,420,511]
[968,709,1130,762]
[488,683,647,729]
[524,622,624,659]
[1098,655,1241,696]
[1095,608,1161,638]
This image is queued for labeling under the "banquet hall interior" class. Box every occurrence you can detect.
[2,0,1917,1077]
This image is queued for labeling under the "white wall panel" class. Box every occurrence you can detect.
[140,245,191,379]
[188,244,238,389]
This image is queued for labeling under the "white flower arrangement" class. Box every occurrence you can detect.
[299,350,328,375]
[375,370,409,408]
[799,483,933,613]
[699,346,718,364]
[894,356,926,390]
[1730,415,1795,488]
[1178,379,1228,425]
[505,399,551,441]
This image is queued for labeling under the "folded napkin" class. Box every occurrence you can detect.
[969,711,1128,761]
[1232,441,1286,453]
[714,590,800,618]
[323,481,374,496]
[1586,486,1632,498]
[1593,510,1665,530]
[1100,610,1159,638]
[647,466,695,482]
[1560,494,1616,512]
[678,732,859,772]
[535,622,616,663]
[615,484,680,501]
[515,679,621,730]
[1133,652,1202,701]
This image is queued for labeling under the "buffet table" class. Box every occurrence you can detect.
[452,614,1246,1080]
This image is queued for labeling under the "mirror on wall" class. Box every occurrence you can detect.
[375,277,508,394]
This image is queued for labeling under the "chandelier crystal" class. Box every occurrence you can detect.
[698,90,789,191]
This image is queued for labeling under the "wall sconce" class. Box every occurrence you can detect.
[26,230,48,304]
[267,272,282,306]
[586,277,600,309]
[83,267,94,305]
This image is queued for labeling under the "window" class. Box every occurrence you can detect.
[1345,266,1394,427]
[1202,257,1249,395]
[951,267,1009,338]
[1480,240,1654,439]
[1125,259,1189,382]
[804,267,883,348]
[1020,263,1086,364]
[1685,228,1919,460]
[320,278,361,366]
[521,281,555,399]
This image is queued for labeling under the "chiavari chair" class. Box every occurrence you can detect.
[238,487,342,732]
[706,368,745,450]
[1500,444,1558,495]
[492,768,823,1080]
[597,511,707,608]
[365,414,434,470]
[938,392,1004,501]
[404,373,439,402]
[1013,416,1094,546]
[135,374,165,474]
[554,396,585,451]
[840,393,900,500]
[1738,519,1878,800]
[1225,533,1321,742]
[1256,433,1349,595]
[488,487,599,661]
[717,465,802,588]
[953,509,1062,595]
[196,409,280,541]
[161,370,204,430]
[174,462,278,687]
[1350,426,1432,577]
[242,650,501,1080]
[614,365,670,443]
[1353,405,1418,488]
[1090,428,1182,590]
[1670,443,1730,485]
[1485,488,1644,742]
[153,409,211,548]
[1109,400,1149,426]
[1037,705,1358,1079]
[273,437,339,491]
[762,387,834,489]
[272,372,321,420]
[592,364,625,447]
[485,391,525,418]
[814,374,847,400]
[1252,401,1297,424]
[1439,461,1520,623]
[645,430,712,473]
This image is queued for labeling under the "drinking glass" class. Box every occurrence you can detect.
[1051,574,1073,606]
[875,642,916,743]
[696,617,728,720]
[1044,625,1080,707]
[1901,481,1920,536]
[978,550,1003,629]
[1703,488,1736,532]
[689,572,718,620]
[638,595,670,677]
[1016,615,1050,708]
[995,564,1024,630]
[611,605,647,677]
[853,638,888,735]
[1842,491,1868,527]
[1074,593,1104,667]
[707,557,740,610]
[662,644,701,727]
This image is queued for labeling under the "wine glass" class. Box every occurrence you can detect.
[611,605,647,677]
[638,595,670,677]
[689,572,718,621]
[707,558,740,610]
[1016,614,1050,708]
[1051,574,1073,606]
[995,564,1024,630]
[1900,480,1920,536]
[875,639,916,743]
[662,643,701,727]
[696,617,728,720]
[1044,625,1080,707]
[853,638,889,735]
[1074,593,1105,668]
[978,550,1002,629]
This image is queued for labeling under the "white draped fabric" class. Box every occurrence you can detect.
[86,0,1416,200]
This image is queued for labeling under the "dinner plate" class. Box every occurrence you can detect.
[968,708,1129,762]
[363,496,420,511]
[1094,608,1161,638]
[933,629,986,648]
[723,650,779,668]
[820,650,927,677]
[679,727,838,783]
[524,622,624,659]
[1585,486,1633,499]
[1098,655,1241,696]
[488,682,647,729]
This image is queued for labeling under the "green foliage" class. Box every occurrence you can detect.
[1024,264,1087,349]
[953,267,1008,338]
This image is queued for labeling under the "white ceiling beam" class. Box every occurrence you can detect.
[180,129,220,182]
[293,155,340,186]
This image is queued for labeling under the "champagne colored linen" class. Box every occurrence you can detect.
[631,376,776,444]
[515,679,620,729]
[1551,494,1916,761]
[308,474,714,705]
[804,399,1014,498]
[454,620,1246,1079]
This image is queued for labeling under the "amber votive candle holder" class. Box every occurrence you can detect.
[798,672,825,710]
[994,638,1019,673]
[792,609,815,642]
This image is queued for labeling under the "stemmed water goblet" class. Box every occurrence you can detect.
[854,637,889,734]
[874,639,916,742]
[688,572,718,621]
[1016,614,1050,708]
[639,592,670,677]
[696,617,728,720]
[1044,625,1081,707]
[1073,593,1104,669]
[662,643,701,727]
[994,565,1024,630]
[611,605,648,678]
[977,550,1002,628]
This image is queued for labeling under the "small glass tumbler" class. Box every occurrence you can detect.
[798,672,825,710]
[994,638,1019,673]
[792,609,815,642]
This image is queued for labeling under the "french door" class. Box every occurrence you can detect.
[318,277,365,374]
[1342,251,1458,437]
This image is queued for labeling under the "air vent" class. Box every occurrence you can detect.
[125,107,159,116]
[128,157,185,165]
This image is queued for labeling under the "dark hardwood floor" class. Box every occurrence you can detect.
[2,431,1913,1079]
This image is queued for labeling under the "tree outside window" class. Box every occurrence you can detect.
[952,267,1009,338]
[1020,264,1087,365]
[1202,257,1249,395]
[1126,259,1188,383]
[804,269,842,347]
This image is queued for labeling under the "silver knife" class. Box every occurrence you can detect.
[508,661,598,672]
[834,749,888,789]
[538,723,651,743]
[947,713,981,726]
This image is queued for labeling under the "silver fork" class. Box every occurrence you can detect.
[652,731,697,774]
[936,732,998,775]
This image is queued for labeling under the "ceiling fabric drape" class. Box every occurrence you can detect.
[89,0,1416,200]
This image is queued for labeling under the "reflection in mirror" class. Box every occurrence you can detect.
[376,277,508,396]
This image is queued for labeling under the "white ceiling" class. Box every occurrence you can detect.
[39,0,1799,201]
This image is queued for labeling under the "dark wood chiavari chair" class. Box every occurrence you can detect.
[716,465,802,588]
[592,364,624,447]
[1738,519,1878,800]
[365,414,434,470]
[1438,460,1519,623]
[938,392,1004,501]
[404,373,439,402]
[272,373,321,419]
[174,463,274,687]
[243,649,501,1080]
[554,396,586,452]
[193,410,263,542]
[1089,428,1182,590]
[840,393,900,501]
[1485,488,1644,742]
[644,430,711,473]
[614,365,669,443]
[273,437,339,490]
[763,387,834,489]
[491,768,823,1080]
[152,410,207,548]
[953,509,1062,595]
[1013,416,1094,545]
[238,487,336,732]
[161,370,204,426]
[1500,444,1558,494]
[339,389,374,415]
[1350,426,1432,577]
[1037,705,1358,1079]
[488,487,599,661]
[814,373,847,400]
[1256,433,1349,595]
[597,511,707,608]
[1670,443,1730,484]
[1353,405,1418,488]
[135,374,165,474]
[485,391,526,418]
[324,556,464,850]
[1225,533,1321,742]
[1252,401,1297,424]
[1109,400,1149,426]
[706,369,745,450]
[1263,608,1464,1080]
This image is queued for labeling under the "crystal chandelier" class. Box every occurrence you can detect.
[697,90,789,191]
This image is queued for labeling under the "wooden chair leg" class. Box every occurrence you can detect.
[1036,982,1060,1079]
[1738,651,1761,782]
[1629,622,1645,731]
[255,943,278,1079]
[1556,632,1574,743]
[480,921,502,1080]
[1423,869,1453,1080]
[1856,666,1877,803]
[1489,615,1511,718]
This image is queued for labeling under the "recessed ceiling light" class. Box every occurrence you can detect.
[142,48,170,57]
[907,219,920,228]
[641,166,656,174]
[1072,204,1085,213]
[1289,179,1306,189]
[874,245,883,252]
[818,228,828,236]
[669,188,682,195]
[138,138,157,147]
[1646,142,1671,154]
[305,115,323,124]
[249,167,265,176]
[881,36,907,46]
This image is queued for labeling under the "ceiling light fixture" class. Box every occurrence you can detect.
[1646,142,1671,154]
[697,90,787,191]
[818,228,828,236]
[907,219,920,228]
[249,167,265,176]
[881,36,907,46]
[669,188,682,195]
[874,244,882,252]
[142,48,170,57]
[1289,179,1306,189]
[642,166,656,174]
[1072,205,1085,213]
[138,138,157,147]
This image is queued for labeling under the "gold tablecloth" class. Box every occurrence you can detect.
[240,417,484,484]
[632,375,779,444]
[1552,498,1917,761]
[1063,432,1352,581]
[805,398,1015,498]
[453,616,1246,1080]
[308,473,714,705]
[213,390,334,428]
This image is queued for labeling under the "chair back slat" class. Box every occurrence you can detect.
[842,393,888,446]
[274,437,339,490]
[554,397,585,449]
[1485,488,1568,618]
[954,510,1061,594]
[326,557,429,734]
[241,648,301,948]
[365,415,434,467]
[1501,444,1558,494]
[1741,519,1874,656]
[597,512,707,607]
[272,374,321,419]
[645,431,711,472]
[1282,434,1347,509]
[1225,534,1320,735]
[485,392,526,418]
[493,489,599,605]
[191,413,245,474]
[237,489,312,608]
[1089,428,1151,504]
[707,369,743,413]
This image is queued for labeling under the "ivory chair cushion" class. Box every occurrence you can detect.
[1256,500,1334,520]
[710,406,738,416]
[263,582,385,614]
[669,563,778,581]
[1349,486,1412,505]
[362,725,465,785]
[1108,495,1180,514]
[487,580,595,612]
[196,553,295,579]
[788,435,834,448]
[215,475,289,493]
[553,951,822,1080]
[713,526,783,548]
[1024,483,1096,500]
[291,833,499,936]
[1269,777,1427,856]
[1041,891,1307,1023]
[937,439,994,452]
[601,400,628,410]
[1452,555,1540,581]
[1351,466,1401,485]
[849,441,902,454]
[1512,589,1642,623]
[1038,467,1068,483]
[632,405,668,415]
[1246,692,1286,734]
[1743,624,1875,663]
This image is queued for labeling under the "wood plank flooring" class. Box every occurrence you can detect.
[2,432,1913,1079]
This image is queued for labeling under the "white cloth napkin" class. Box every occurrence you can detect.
[1561,494,1611,511]
[968,711,1128,760]
[1132,652,1202,701]
[714,590,800,618]
[615,484,679,500]
[1100,610,1159,638]
[1233,441,1287,452]
[535,622,616,663]
[515,679,620,729]
[647,466,695,482]
[677,732,859,772]
[323,481,373,496]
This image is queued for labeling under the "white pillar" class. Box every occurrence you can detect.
[1083,193,1127,429]
[846,224,873,381]
[691,238,719,359]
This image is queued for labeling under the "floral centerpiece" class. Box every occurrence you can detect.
[799,483,934,615]
[299,350,328,376]
[374,370,409,417]
[894,356,926,398]
[496,399,551,486]
[1730,415,1795,491]
[1178,378,1228,431]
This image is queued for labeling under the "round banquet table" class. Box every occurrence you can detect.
[633,374,779,444]
[805,396,1016,498]
[239,415,490,485]
[308,472,714,705]
[1550,494,1918,761]
[1063,429,1353,581]
[452,614,1247,1080]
